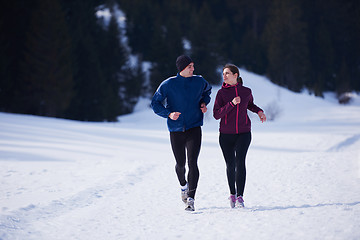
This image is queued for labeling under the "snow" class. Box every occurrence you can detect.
[1,69,360,240]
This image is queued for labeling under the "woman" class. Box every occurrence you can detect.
[213,64,266,208]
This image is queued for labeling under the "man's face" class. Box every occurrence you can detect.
[180,63,194,78]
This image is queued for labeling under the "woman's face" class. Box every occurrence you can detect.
[223,68,238,85]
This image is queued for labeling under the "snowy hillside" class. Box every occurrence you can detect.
[1,70,360,240]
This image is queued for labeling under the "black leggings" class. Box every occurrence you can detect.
[219,132,251,197]
[170,127,202,199]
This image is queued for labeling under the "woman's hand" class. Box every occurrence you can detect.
[258,111,267,123]
[232,96,241,105]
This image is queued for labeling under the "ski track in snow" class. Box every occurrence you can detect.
[0,164,156,239]
[1,71,360,239]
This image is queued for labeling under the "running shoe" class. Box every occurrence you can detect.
[181,187,189,203]
[229,194,236,208]
[236,195,245,208]
[185,197,195,211]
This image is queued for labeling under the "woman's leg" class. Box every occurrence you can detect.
[234,132,251,196]
[219,133,237,195]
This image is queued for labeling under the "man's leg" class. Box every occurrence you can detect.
[185,127,202,199]
[170,131,187,186]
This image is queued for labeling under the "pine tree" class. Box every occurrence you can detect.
[336,0,360,93]
[100,16,124,120]
[101,13,142,118]
[313,20,335,95]
[121,0,160,62]
[226,0,269,74]
[0,0,36,112]
[18,0,74,117]
[188,2,222,85]
[119,64,143,114]
[0,15,10,110]
[264,0,309,92]
[62,0,110,121]
[149,2,186,92]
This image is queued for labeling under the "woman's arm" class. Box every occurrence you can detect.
[213,91,235,120]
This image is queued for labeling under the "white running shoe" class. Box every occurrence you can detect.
[229,194,236,208]
[181,187,189,203]
[185,197,195,211]
[236,195,245,208]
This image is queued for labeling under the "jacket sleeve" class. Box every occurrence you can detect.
[151,83,171,119]
[200,79,212,105]
[213,90,235,120]
[247,92,263,113]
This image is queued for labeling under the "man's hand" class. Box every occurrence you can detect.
[200,103,207,113]
[169,112,181,120]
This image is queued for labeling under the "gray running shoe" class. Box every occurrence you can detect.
[229,194,236,208]
[185,197,195,211]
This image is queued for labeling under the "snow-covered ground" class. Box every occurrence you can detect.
[1,70,359,240]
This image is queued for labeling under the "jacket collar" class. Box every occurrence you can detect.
[222,82,240,89]
[177,73,192,79]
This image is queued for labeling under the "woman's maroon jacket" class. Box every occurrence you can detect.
[213,82,263,134]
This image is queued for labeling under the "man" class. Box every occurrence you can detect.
[151,55,212,211]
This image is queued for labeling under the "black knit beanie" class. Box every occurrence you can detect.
[176,55,193,72]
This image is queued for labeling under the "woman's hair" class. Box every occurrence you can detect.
[223,64,243,84]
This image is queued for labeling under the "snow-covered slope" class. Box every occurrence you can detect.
[1,70,359,240]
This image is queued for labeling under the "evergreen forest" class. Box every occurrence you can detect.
[1,0,359,121]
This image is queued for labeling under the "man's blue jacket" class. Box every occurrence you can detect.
[151,73,212,132]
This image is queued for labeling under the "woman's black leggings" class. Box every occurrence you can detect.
[170,127,201,199]
[219,132,251,196]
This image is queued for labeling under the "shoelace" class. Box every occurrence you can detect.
[229,195,236,202]
[237,196,244,203]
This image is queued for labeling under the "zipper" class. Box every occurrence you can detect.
[235,86,239,134]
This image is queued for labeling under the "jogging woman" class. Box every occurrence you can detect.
[213,64,266,208]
